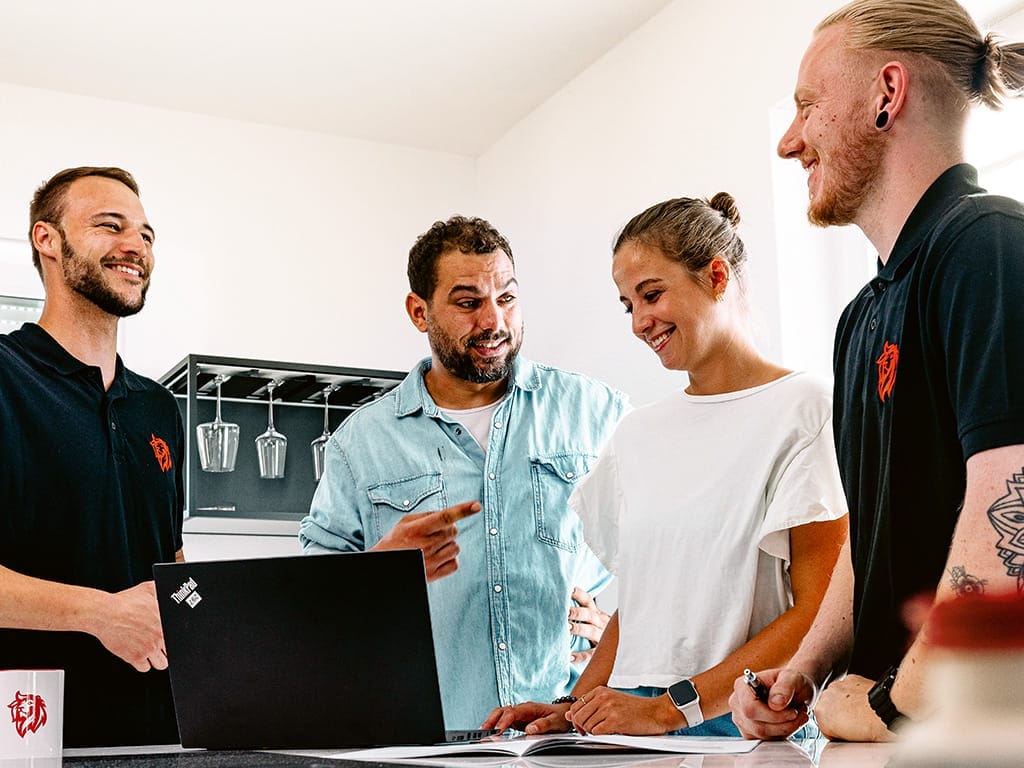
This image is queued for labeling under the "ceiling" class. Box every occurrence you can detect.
[0,0,673,156]
[1,0,1018,158]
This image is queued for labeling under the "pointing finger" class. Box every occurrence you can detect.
[439,500,482,525]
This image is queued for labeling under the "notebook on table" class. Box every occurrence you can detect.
[153,549,494,749]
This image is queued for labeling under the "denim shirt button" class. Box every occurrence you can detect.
[498,642,507,651]
[494,584,502,593]
[566,471,575,478]
[489,527,498,535]
[494,422,503,429]
[488,472,496,480]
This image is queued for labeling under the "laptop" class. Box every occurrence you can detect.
[154,549,494,749]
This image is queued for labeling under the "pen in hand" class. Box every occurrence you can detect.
[743,668,770,703]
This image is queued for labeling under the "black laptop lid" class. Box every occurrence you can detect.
[153,549,447,749]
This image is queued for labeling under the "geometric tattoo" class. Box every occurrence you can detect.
[986,469,1024,594]
[948,565,987,597]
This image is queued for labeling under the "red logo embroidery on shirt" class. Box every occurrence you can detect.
[150,434,173,473]
[7,691,48,738]
[876,340,899,402]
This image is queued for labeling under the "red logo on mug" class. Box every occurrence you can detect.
[7,691,47,738]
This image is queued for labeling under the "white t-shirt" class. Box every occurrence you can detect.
[440,398,504,451]
[569,372,847,689]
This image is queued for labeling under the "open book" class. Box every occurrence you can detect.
[335,733,760,762]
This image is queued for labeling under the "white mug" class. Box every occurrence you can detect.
[0,669,63,760]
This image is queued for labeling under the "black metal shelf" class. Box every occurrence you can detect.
[158,354,407,521]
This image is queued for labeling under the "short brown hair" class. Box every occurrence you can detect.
[28,166,140,277]
[407,215,514,301]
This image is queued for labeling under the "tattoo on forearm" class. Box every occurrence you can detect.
[949,565,987,597]
[986,469,1024,594]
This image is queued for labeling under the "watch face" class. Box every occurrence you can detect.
[668,679,698,707]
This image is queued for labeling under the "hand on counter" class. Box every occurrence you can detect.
[482,700,573,735]
[813,674,893,743]
[568,687,681,736]
[372,500,481,581]
[729,667,812,739]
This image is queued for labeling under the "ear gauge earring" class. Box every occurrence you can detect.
[875,110,890,129]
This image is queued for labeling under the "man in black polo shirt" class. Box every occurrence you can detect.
[731,0,1024,742]
[0,167,183,746]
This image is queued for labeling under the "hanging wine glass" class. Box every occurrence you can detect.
[310,383,337,482]
[196,374,239,472]
[254,381,287,479]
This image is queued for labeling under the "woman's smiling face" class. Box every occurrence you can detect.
[612,240,719,373]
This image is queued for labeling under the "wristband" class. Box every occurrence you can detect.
[867,665,908,731]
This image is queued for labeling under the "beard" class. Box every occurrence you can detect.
[60,236,149,317]
[427,323,522,384]
[808,121,887,228]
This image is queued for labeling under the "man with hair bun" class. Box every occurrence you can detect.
[730,0,1024,742]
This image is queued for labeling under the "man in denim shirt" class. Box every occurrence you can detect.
[300,215,629,729]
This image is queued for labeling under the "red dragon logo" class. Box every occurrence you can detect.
[150,434,173,473]
[7,691,47,738]
[876,340,899,403]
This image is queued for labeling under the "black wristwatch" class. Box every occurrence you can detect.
[867,664,907,731]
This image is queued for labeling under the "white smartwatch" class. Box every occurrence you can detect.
[667,678,704,727]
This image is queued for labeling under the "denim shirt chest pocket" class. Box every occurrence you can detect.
[530,453,592,552]
[366,472,447,543]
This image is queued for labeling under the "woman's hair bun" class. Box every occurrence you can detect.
[708,192,740,228]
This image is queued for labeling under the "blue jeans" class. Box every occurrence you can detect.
[616,686,819,739]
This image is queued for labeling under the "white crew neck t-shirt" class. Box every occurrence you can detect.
[440,397,505,451]
[570,371,847,688]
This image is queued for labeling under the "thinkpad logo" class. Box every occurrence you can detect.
[171,576,203,608]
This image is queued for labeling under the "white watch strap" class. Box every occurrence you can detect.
[679,697,704,727]
[670,680,705,727]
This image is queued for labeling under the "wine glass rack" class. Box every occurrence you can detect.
[159,353,406,521]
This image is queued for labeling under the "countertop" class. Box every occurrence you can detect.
[58,738,901,768]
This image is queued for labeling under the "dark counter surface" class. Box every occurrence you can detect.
[63,751,395,768]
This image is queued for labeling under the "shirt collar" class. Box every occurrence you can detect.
[13,322,140,392]
[880,163,984,280]
[393,355,539,418]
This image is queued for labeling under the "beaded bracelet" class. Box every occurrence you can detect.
[551,695,578,704]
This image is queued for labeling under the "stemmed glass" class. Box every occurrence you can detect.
[255,381,287,479]
[196,374,239,472]
[311,384,337,482]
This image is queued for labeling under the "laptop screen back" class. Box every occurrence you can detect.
[154,549,447,749]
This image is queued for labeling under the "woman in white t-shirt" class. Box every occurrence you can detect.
[484,193,849,737]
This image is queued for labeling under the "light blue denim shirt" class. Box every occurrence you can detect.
[300,356,629,729]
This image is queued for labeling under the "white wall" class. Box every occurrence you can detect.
[1,1,1017,406]
[478,0,842,404]
[0,82,477,381]
[0,1,839,405]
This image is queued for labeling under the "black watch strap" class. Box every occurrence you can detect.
[867,665,907,731]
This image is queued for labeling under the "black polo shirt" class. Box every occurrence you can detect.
[833,164,1024,679]
[0,323,184,746]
